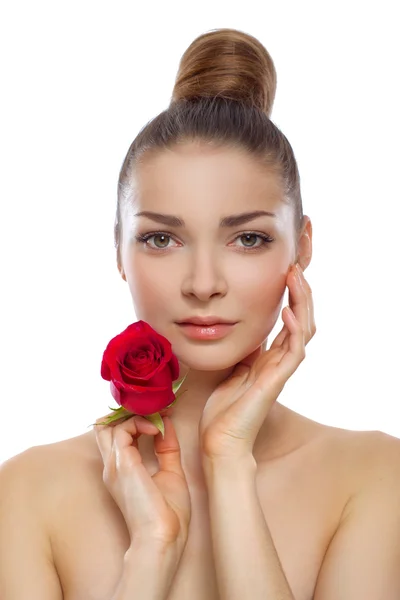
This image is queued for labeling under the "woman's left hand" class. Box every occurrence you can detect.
[199,263,316,462]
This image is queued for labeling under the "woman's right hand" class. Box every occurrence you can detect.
[94,413,191,554]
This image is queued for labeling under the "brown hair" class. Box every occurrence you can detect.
[115,28,303,267]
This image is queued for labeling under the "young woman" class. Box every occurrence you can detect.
[1,28,400,600]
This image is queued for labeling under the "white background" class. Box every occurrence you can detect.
[1,1,399,463]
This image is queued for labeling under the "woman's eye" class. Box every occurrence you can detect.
[237,234,259,247]
[233,233,275,250]
[135,232,176,250]
[135,231,274,251]
[148,234,172,248]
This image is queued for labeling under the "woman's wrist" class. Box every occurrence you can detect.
[111,539,182,600]
[202,453,257,484]
[127,535,183,564]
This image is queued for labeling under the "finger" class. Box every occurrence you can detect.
[278,306,306,376]
[108,418,167,508]
[96,415,158,464]
[296,266,317,338]
[94,415,115,462]
[269,323,289,350]
[288,265,312,342]
[153,417,185,478]
[94,412,117,429]
[94,411,135,462]
[132,415,161,435]
[113,416,159,456]
[93,411,128,434]
[231,344,264,381]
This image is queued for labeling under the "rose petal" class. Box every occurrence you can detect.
[101,358,112,381]
[101,320,180,415]
[119,386,175,415]
[169,354,180,381]
[110,380,122,405]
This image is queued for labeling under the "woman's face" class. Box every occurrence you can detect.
[119,142,299,371]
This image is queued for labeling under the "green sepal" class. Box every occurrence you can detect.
[89,406,133,427]
[165,372,189,410]
[89,372,190,430]
[172,372,188,394]
[164,386,188,411]
[144,412,165,438]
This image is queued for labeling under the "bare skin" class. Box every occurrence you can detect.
[3,143,399,598]
[5,400,398,600]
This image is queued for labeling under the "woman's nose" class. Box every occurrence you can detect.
[180,250,228,301]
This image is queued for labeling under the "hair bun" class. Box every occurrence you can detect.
[171,28,277,117]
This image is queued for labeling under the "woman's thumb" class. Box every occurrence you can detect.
[154,417,184,477]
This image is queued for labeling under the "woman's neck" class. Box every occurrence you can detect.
[172,363,235,426]
[171,364,295,466]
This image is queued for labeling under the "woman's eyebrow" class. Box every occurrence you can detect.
[134,210,277,227]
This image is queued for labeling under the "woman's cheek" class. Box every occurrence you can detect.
[127,261,170,318]
[235,257,287,303]
[244,264,287,331]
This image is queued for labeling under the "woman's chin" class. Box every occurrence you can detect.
[177,355,239,374]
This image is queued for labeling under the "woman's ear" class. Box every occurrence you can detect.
[296,216,313,271]
[117,262,127,282]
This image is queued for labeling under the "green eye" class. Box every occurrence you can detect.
[233,232,275,250]
[135,232,173,249]
[152,234,170,248]
[240,234,258,247]
[135,230,275,252]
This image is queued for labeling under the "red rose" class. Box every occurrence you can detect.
[101,320,180,416]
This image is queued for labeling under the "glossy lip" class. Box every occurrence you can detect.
[176,322,237,340]
[176,316,238,326]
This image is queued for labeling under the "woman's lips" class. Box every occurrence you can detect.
[176,322,237,340]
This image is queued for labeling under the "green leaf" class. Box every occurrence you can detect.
[144,412,165,438]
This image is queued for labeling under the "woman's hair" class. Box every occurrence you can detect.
[115,28,303,266]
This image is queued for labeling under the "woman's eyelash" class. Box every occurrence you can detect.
[134,231,275,251]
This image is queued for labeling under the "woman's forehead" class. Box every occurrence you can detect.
[122,156,293,234]
[132,144,285,210]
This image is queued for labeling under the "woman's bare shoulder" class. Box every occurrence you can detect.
[0,430,102,498]
[316,419,400,459]
[298,412,400,488]
[270,405,400,481]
